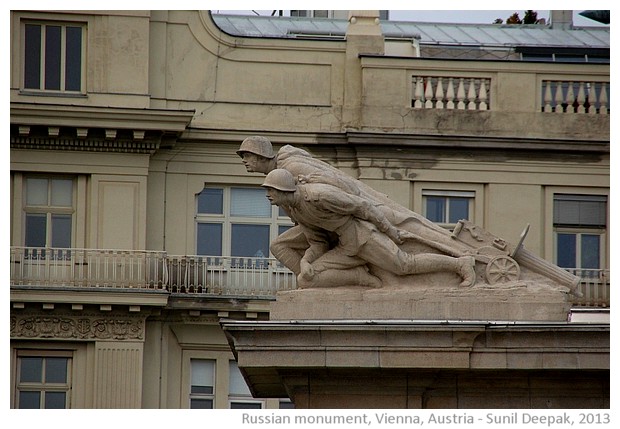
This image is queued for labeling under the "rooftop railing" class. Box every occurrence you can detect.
[10,247,609,307]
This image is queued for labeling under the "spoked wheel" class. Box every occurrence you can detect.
[485,255,520,284]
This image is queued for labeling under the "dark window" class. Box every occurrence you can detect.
[23,22,83,92]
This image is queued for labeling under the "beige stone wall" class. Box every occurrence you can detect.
[10,10,151,108]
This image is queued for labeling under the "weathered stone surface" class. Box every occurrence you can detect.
[270,281,571,321]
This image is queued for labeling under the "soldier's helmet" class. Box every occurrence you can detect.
[236,136,275,159]
[261,169,296,192]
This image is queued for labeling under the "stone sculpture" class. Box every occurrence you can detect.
[261,168,476,289]
[237,136,581,295]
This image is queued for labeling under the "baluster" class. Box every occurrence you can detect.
[446,78,455,109]
[467,78,477,110]
[413,77,424,108]
[587,82,598,115]
[576,82,586,113]
[554,82,564,113]
[424,78,434,108]
[478,79,488,110]
[599,83,608,115]
[543,81,553,112]
[435,77,445,109]
[457,78,466,110]
[565,82,575,113]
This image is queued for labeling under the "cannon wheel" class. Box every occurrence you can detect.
[485,255,520,284]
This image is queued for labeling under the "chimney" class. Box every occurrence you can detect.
[550,10,573,30]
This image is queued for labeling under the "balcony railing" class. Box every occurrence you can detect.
[566,268,610,308]
[10,247,167,290]
[10,247,296,297]
[165,255,296,296]
[10,247,608,306]
[412,76,491,111]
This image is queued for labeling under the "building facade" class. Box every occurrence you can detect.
[9,10,609,409]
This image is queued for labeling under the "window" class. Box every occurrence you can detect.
[553,194,607,269]
[196,186,293,262]
[190,359,215,409]
[228,360,263,409]
[15,352,72,409]
[423,190,474,229]
[24,177,74,249]
[23,21,84,92]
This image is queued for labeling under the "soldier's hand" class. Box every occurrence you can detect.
[300,259,315,281]
[386,226,405,245]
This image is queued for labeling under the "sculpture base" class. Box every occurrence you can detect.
[270,281,571,322]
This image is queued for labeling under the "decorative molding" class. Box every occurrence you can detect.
[10,137,160,154]
[10,312,146,341]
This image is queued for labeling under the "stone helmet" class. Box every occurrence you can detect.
[236,136,275,159]
[261,169,296,192]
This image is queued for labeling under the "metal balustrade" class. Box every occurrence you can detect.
[10,247,296,297]
[10,247,168,289]
[166,255,296,296]
[10,247,608,306]
[566,268,610,308]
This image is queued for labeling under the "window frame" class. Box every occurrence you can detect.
[14,350,73,409]
[228,360,264,409]
[545,188,609,270]
[421,189,476,229]
[553,227,606,270]
[195,185,293,259]
[188,358,216,409]
[23,175,76,249]
[20,19,86,94]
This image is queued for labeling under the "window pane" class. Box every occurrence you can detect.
[278,225,292,235]
[581,234,600,269]
[65,26,82,91]
[231,188,270,217]
[20,357,43,382]
[45,392,66,409]
[230,402,262,409]
[24,24,42,89]
[229,361,251,396]
[556,233,576,268]
[45,26,62,90]
[19,391,41,409]
[51,179,73,206]
[231,224,269,258]
[197,188,223,214]
[51,215,72,248]
[25,214,47,247]
[27,178,48,205]
[190,398,213,409]
[197,223,222,256]
[425,197,445,223]
[448,197,469,223]
[279,400,295,409]
[190,359,214,392]
[45,358,68,383]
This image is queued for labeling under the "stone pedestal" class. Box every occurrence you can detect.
[270,281,572,322]
[222,320,610,408]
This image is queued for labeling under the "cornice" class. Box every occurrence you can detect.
[10,102,195,133]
